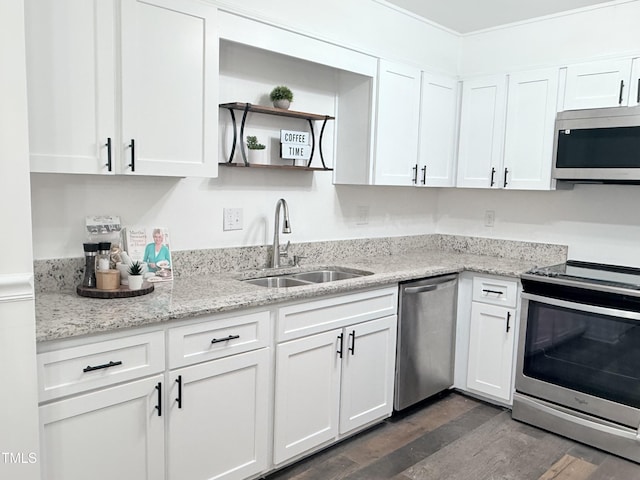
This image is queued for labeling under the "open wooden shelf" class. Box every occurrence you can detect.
[218,162,333,172]
[219,102,335,170]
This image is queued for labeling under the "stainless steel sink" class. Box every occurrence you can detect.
[289,269,371,283]
[242,267,373,287]
[243,276,310,288]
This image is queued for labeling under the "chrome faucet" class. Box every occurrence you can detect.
[271,198,291,268]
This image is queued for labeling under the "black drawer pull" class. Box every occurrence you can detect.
[155,382,162,417]
[482,289,504,296]
[128,139,135,172]
[175,375,182,409]
[211,334,240,344]
[105,137,112,171]
[83,360,122,373]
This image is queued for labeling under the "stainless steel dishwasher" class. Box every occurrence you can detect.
[395,274,458,411]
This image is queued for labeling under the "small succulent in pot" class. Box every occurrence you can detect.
[270,85,293,109]
[246,136,266,150]
[127,261,143,276]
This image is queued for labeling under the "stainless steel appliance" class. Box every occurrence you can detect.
[552,105,640,184]
[513,260,640,462]
[395,274,458,411]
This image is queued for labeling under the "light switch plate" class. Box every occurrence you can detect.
[484,210,495,227]
[223,208,243,231]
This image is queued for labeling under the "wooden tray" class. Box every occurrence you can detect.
[76,282,154,299]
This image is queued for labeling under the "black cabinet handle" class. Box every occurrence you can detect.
[337,333,344,359]
[83,360,122,373]
[105,137,112,172]
[421,166,427,185]
[506,312,511,333]
[348,331,355,356]
[128,139,135,172]
[490,167,496,187]
[482,289,504,296]
[619,80,625,105]
[637,78,640,103]
[211,334,240,344]
[155,382,162,417]
[412,164,418,184]
[175,375,182,409]
[503,167,509,187]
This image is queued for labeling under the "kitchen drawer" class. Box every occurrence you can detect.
[168,310,270,368]
[38,331,165,402]
[277,286,397,342]
[472,276,518,308]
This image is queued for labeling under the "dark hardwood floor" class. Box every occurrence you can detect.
[264,392,640,480]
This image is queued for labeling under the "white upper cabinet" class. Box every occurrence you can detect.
[417,73,459,187]
[503,68,559,190]
[120,0,218,177]
[562,58,636,110]
[457,74,507,188]
[25,0,116,175]
[25,0,218,177]
[373,60,422,186]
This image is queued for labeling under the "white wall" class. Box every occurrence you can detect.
[0,0,40,478]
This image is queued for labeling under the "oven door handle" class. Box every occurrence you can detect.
[522,292,640,322]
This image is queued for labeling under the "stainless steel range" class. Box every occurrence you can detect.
[513,260,640,462]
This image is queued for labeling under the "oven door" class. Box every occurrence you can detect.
[516,292,640,429]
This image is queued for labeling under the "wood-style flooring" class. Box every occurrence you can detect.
[264,392,640,480]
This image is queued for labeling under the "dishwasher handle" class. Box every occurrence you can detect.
[403,277,457,294]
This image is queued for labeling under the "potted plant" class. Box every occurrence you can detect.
[270,85,293,110]
[246,135,267,164]
[127,261,144,290]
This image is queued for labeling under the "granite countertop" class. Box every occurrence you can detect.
[35,248,556,343]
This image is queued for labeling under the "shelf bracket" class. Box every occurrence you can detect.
[318,116,330,170]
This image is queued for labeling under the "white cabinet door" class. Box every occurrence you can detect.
[373,60,421,186]
[167,349,269,480]
[121,0,218,177]
[273,329,341,465]
[466,302,516,402]
[457,75,507,188]
[563,59,633,110]
[39,375,164,480]
[418,72,459,187]
[503,68,559,190]
[339,316,397,435]
[25,0,117,175]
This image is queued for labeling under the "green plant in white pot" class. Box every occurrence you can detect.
[270,85,293,110]
[246,135,267,164]
[128,261,144,290]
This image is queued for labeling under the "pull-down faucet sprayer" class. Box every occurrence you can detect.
[271,198,291,268]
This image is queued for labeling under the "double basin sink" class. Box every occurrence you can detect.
[243,267,373,288]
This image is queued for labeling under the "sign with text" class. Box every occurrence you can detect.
[280,143,311,160]
[280,130,309,145]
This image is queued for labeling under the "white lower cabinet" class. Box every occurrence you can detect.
[273,287,398,466]
[38,288,398,479]
[167,348,269,480]
[465,275,519,404]
[273,315,396,465]
[39,374,165,480]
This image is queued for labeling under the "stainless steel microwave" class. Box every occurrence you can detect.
[552,105,640,183]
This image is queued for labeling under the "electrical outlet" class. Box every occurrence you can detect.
[223,208,243,231]
[356,205,370,225]
[484,210,495,227]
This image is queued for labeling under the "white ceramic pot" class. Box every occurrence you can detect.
[247,148,268,164]
[273,99,290,109]
[128,274,144,290]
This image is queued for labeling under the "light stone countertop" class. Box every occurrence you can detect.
[35,248,562,343]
